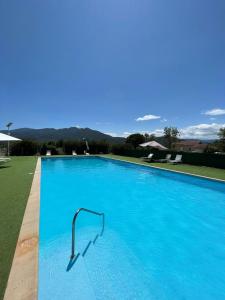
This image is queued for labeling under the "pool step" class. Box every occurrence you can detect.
[83,230,164,300]
[39,230,164,299]
[66,232,101,270]
[39,234,97,300]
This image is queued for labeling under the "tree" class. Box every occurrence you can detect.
[149,134,156,141]
[10,140,38,156]
[144,133,156,142]
[218,127,225,141]
[126,133,145,148]
[218,127,225,151]
[144,133,150,142]
[163,127,180,149]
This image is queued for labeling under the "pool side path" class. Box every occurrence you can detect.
[4,158,41,300]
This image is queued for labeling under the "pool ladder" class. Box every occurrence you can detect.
[70,208,105,260]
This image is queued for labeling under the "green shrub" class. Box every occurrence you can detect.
[10,140,38,156]
[63,141,85,154]
[40,143,58,155]
[88,141,109,154]
[125,134,145,148]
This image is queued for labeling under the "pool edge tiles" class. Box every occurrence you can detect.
[4,158,41,300]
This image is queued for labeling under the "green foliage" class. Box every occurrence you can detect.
[143,133,156,142]
[63,140,83,154]
[56,139,64,147]
[10,140,39,156]
[88,141,109,154]
[163,127,180,148]
[218,127,225,140]
[9,139,110,156]
[218,128,225,151]
[125,133,145,148]
[39,143,57,155]
[111,143,135,155]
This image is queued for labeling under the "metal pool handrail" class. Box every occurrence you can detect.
[70,208,105,259]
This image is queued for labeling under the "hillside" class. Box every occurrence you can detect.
[1,127,125,143]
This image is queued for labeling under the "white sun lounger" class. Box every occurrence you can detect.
[141,153,154,162]
[169,154,182,164]
[156,154,172,163]
[46,150,51,156]
[72,150,77,156]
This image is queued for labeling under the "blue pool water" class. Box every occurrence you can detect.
[39,157,225,300]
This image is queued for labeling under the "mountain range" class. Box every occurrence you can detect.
[1,127,214,145]
[1,127,125,143]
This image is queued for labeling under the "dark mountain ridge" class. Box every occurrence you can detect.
[1,127,125,143]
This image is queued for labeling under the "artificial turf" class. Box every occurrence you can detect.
[105,154,225,181]
[0,157,37,300]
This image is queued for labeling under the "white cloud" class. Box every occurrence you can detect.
[119,122,224,140]
[75,125,80,128]
[204,108,225,116]
[136,114,161,122]
[123,131,132,137]
[137,123,225,140]
[148,129,164,136]
[133,129,164,137]
[180,123,225,139]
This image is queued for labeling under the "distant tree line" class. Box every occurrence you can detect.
[205,128,225,153]
[124,126,225,153]
[8,126,225,156]
[125,127,180,149]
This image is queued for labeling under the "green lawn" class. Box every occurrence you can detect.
[104,154,225,181]
[0,157,37,300]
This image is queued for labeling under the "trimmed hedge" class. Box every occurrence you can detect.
[111,145,225,169]
[10,140,110,156]
[10,140,39,156]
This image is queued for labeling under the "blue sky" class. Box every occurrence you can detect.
[0,0,225,139]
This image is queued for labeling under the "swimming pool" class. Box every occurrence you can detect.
[39,157,225,299]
